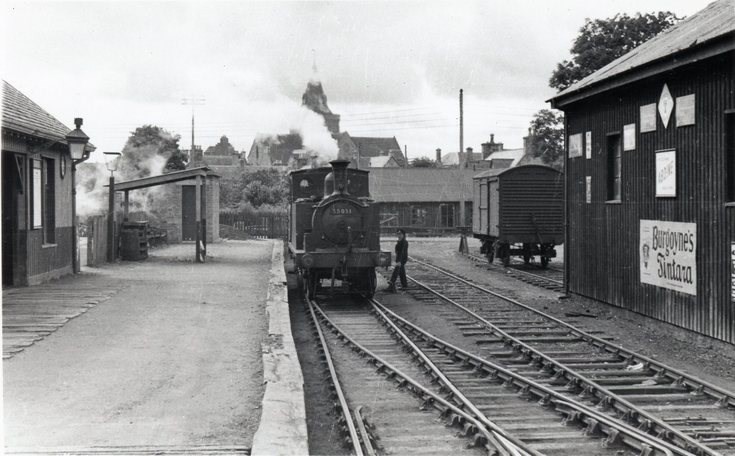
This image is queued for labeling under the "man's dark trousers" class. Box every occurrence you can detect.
[390,263,407,289]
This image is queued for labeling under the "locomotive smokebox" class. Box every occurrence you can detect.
[325,159,351,196]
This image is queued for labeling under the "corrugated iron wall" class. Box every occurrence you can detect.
[565,52,734,343]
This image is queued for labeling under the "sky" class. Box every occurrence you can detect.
[1,0,714,163]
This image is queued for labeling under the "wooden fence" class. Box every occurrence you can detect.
[219,212,289,239]
[86,215,109,267]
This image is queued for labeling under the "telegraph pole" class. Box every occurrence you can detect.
[458,89,465,228]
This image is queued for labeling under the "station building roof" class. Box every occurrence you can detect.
[2,80,95,151]
[550,0,735,108]
[368,167,476,203]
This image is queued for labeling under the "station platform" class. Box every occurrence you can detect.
[3,240,307,455]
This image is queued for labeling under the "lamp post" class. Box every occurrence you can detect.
[104,152,121,263]
[66,118,91,274]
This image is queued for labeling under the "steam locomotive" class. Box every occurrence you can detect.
[288,159,391,298]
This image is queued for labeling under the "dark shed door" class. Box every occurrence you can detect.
[182,186,196,241]
[2,153,19,285]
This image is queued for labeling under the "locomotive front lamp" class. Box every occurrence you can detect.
[66,118,90,161]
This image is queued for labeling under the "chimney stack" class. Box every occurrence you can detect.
[436,148,442,164]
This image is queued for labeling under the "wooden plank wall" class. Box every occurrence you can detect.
[565,52,734,343]
[86,215,108,267]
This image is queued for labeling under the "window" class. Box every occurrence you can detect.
[607,134,622,201]
[30,158,55,242]
[727,113,735,202]
[44,158,55,243]
[411,207,427,226]
[32,160,43,228]
[440,204,455,227]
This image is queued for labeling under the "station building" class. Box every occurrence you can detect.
[2,81,94,286]
[369,167,476,233]
[549,0,734,343]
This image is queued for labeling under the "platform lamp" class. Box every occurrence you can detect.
[66,118,91,274]
[104,152,121,262]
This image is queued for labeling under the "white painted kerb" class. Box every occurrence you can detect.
[251,241,309,455]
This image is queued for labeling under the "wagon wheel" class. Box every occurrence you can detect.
[498,243,510,267]
[540,256,550,269]
[486,249,495,264]
[523,244,532,265]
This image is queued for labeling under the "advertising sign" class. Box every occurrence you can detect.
[640,219,696,296]
[656,149,676,197]
[623,123,636,151]
[676,94,695,127]
[640,103,657,133]
[659,84,674,128]
[568,133,583,158]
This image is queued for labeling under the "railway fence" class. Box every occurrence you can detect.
[219,212,288,239]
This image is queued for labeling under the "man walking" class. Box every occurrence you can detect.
[386,229,408,292]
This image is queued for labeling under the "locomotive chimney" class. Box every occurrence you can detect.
[327,159,351,195]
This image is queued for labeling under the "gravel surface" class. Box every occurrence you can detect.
[289,290,347,456]
[4,240,271,450]
[395,238,735,393]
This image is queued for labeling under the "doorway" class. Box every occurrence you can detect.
[3,152,20,285]
[181,186,196,241]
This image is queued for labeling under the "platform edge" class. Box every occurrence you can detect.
[251,240,309,456]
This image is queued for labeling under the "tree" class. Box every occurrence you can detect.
[529,109,564,170]
[220,168,289,209]
[119,125,187,179]
[411,156,437,168]
[550,12,680,91]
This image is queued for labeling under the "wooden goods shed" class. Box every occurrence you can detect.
[549,0,735,343]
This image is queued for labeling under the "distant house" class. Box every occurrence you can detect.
[440,148,484,166]
[247,132,303,167]
[192,135,242,172]
[484,148,525,168]
[366,155,400,168]
[368,167,477,232]
[338,133,406,168]
[2,80,95,286]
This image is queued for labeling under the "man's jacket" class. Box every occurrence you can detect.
[395,239,409,264]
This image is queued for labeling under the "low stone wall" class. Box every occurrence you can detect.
[250,240,308,455]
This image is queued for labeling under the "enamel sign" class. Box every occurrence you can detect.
[656,149,676,197]
[658,84,674,128]
[640,219,696,296]
[568,133,583,158]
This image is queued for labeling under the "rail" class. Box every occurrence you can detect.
[374,300,688,456]
[407,257,735,455]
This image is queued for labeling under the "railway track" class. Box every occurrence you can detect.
[464,252,564,293]
[306,291,688,455]
[392,258,735,456]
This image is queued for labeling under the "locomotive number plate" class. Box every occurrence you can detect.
[330,206,353,215]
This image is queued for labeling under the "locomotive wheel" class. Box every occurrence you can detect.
[365,268,377,298]
[306,273,319,300]
[296,270,304,291]
[540,256,550,269]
